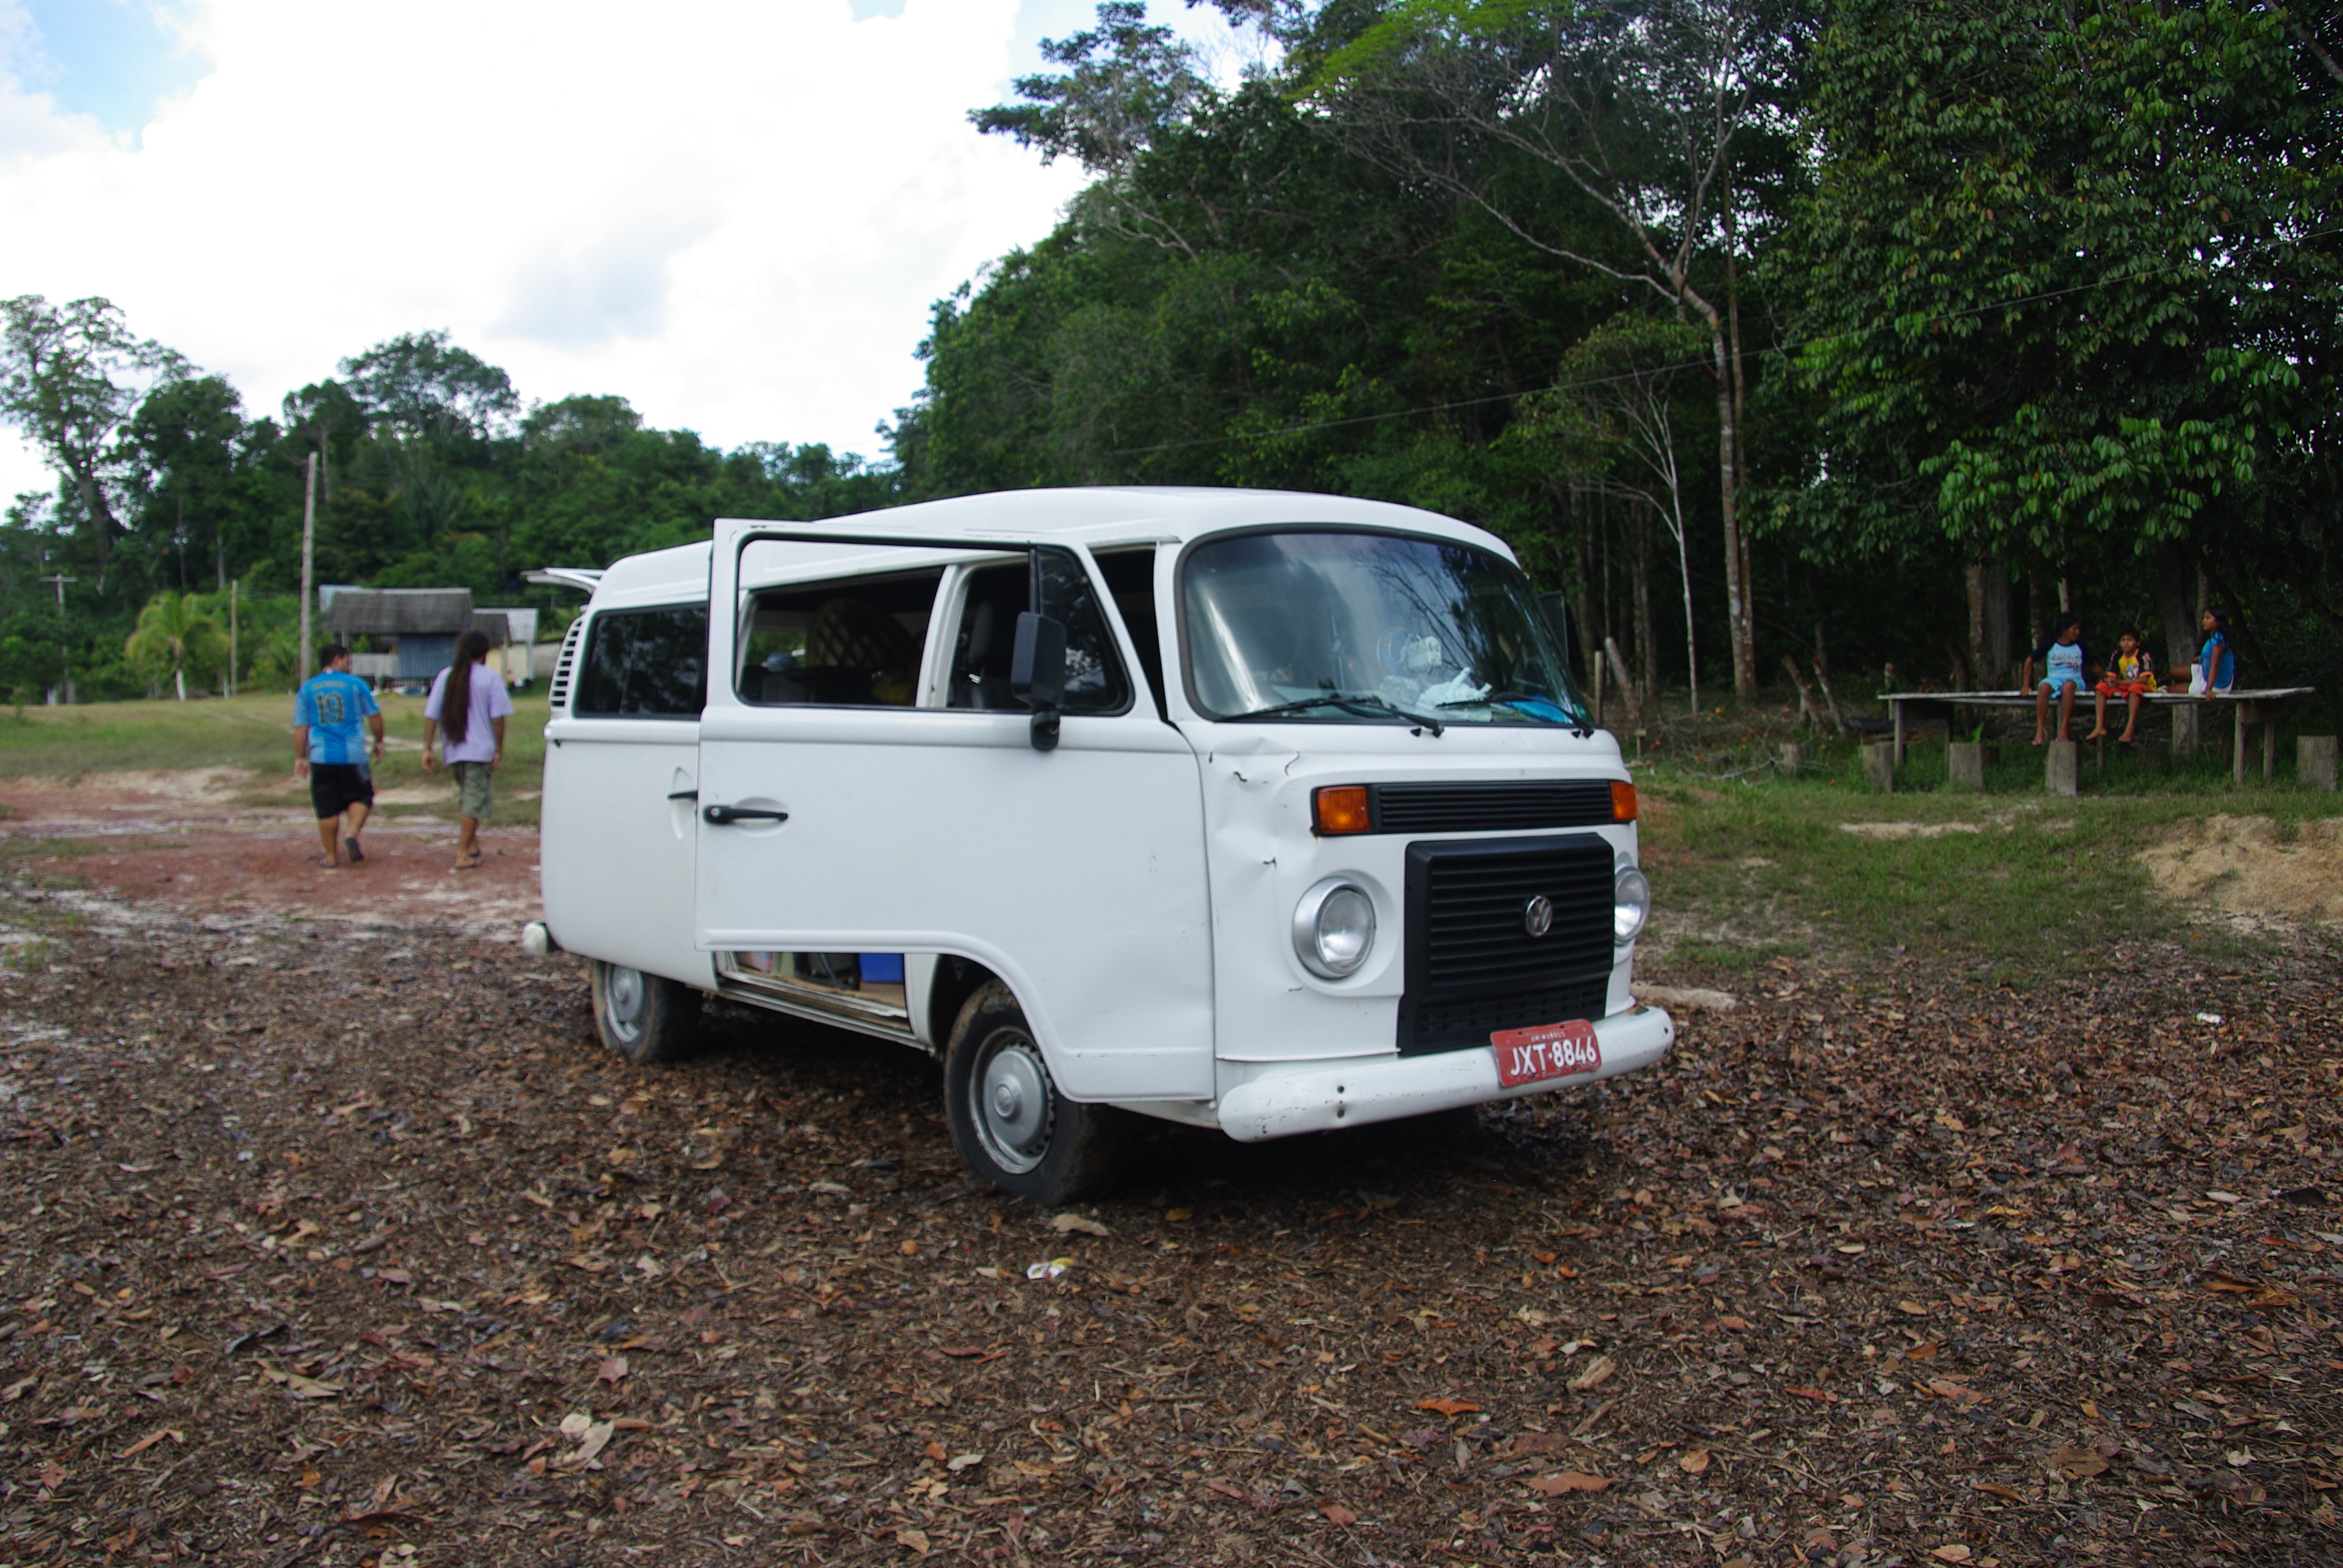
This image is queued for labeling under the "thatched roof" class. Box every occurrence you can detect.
[324,589,474,637]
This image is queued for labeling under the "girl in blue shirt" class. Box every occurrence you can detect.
[2194,609,2235,694]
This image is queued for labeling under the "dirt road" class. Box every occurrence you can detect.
[0,818,2334,1564]
[0,766,537,936]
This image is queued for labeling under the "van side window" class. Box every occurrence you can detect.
[946,550,1132,715]
[740,568,946,707]
[572,604,708,717]
[1093,546,1162,719]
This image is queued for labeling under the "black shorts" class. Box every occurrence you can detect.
[310,762,374,820]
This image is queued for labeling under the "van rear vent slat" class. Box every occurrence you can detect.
[545,616,587,713]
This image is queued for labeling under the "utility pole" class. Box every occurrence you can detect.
[297,451,318,687]
[36,572,73,704]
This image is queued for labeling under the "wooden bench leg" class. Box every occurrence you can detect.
[2234,706,2247,785]
[1893,701,1907,767]
[2264,720,2277,780]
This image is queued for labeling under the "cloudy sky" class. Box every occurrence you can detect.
[0,0,1260,506]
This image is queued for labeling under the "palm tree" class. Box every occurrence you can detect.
[123,591,221,702]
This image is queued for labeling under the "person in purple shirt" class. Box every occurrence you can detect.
[421,629,515,871]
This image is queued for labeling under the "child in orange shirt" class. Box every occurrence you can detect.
[2087,625,2157,743]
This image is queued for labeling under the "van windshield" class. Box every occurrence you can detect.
[1181,530,1590,727]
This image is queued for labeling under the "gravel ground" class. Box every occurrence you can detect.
[0,883,2335,1568]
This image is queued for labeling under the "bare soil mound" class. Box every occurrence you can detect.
[2141,814,2343,927]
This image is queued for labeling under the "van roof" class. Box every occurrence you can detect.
[585,487,1513,609]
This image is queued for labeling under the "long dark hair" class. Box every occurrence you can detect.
[442,628,494,745]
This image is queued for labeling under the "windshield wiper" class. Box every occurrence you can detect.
[1224,693,1443,736]
[1434,687,1596,737]
[1437,688,1550,710]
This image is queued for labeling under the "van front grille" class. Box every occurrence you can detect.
[1399,834,1616,1055]
[1371,779,1615,834]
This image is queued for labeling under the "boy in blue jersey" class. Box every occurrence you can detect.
[294,644,385,871]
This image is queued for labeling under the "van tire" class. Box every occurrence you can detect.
[943,982,1123,1206]
[589,960,698,1065]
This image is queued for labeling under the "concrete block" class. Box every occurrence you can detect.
[1861,741,1896,792]
[1947,742,1987,792]
[2045,739,2079,797]
[1778,743,1807,776]
[2302,734,2339,792]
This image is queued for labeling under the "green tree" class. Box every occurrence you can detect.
[123,589,221,701]
[1768,0,2342,671]
[127,374,258,592]
[1300,0,1817,696]
[1516,315,1716,714]
[0,296,191,589]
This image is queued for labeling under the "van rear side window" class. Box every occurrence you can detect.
[573,605,708,717]
[740,569,948,707]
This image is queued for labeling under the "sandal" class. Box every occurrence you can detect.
[452,855,481,872]
[346,837,364,864]
[318,860,341,873]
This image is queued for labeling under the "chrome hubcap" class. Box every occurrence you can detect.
[972,1030,1053,1175]
[604,965,646,1039]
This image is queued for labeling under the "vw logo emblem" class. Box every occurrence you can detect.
[1522,894,1554,938]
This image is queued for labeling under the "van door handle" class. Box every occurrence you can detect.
[667,790,698,801]
[703,803,788,826]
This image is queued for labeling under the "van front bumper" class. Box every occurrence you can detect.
[1213,1005,1675,1143]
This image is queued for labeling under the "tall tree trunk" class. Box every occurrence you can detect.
[1966,555,1990,685]
[1723,189,1757,697]
[2027,572,2053,650]
[1982,558,2015,683]
[1631,506,1659,719]
[70,470,115,590]
[1708,326,1755,699]
[1567,492,1604,679]
[2157,540,2197,676]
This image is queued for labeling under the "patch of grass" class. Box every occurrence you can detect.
[0,690,550,820]
[1640,765,2343,983]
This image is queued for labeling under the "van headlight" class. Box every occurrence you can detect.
[1293,878,1376,978]
[1614,863,1651,946]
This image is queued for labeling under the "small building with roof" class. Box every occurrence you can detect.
[321,587,508,681]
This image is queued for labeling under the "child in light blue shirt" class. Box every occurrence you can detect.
[2024,612,2094,745]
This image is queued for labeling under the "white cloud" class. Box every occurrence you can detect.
[1,0,1155,509]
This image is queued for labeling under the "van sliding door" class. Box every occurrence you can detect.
[693,524,1213,1103]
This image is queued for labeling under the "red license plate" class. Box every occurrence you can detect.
[1491,1019,1602,1087]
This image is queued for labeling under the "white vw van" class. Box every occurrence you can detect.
[534,488,1673,1203]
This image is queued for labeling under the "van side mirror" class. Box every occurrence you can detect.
[1009,612,1066,751]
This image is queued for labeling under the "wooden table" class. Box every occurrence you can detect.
[1878,688,2316,782]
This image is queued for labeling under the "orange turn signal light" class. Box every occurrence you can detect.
[1312,785,1372,835]
[1611,780,1639,823]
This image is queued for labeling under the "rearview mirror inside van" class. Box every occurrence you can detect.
[1010,612,1067,751]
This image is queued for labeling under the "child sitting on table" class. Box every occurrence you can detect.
[2024,611,2095,745]
[2193,607,2236,694]
[2087,625,2157,743]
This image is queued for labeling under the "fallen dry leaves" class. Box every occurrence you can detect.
[0,875,2330,1566]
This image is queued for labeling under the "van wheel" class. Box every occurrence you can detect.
[590,960,698,1065]
[943,982,1123,1206]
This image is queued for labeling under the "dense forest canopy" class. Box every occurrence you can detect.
[5,0,2338,715]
